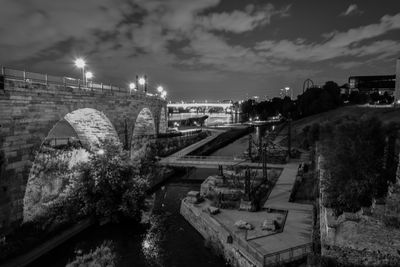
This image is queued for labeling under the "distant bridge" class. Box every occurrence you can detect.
[168,102,234,112]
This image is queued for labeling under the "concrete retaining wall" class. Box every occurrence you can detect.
[180,199,260,267]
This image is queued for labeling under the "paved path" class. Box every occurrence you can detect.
[160,129,223,159]
[159,129,286,169]
[249,158,313,257]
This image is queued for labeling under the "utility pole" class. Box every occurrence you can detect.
[258,133,262,162]
[287,113,292,159]
[262,144,267,180]
[248,134,253,161]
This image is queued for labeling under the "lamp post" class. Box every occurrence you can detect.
[138,76,146,92]
[74,58,86,85]
[85,71,93,86]
[129,82,136,93]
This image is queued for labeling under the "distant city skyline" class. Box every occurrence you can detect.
[1,0,399,101]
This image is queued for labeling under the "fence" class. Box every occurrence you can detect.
[132,129,207,141]
[262,242,313,265]
[42,137,83,148]
[0,66,160,99]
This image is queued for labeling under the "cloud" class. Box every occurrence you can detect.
[255,13,400,62]
[197,4,290,33]
[340,4,363,16]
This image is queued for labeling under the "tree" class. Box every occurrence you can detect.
[321,117,387,215]
[74,140,148,222]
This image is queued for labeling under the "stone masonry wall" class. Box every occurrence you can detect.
[0,79,166,232]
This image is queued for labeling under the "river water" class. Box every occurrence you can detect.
[29,126,271,267]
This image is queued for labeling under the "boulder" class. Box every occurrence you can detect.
[208,206,220,215]
[261,219,275,231]
[187,191,202,204]
[235,220,254,230]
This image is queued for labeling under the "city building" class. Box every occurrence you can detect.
[348,75,396,95]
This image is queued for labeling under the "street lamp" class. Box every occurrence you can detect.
[138,77,146,86]
[157,86,164,93]
[129,82,136,91]
[74,58,86,84]
[85,71,93,80]
[85,71,93,85]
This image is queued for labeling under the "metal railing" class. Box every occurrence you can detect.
[42,137,82,147]
[131,130,207,141]
[179,155,245,162]
[0,66,161,99]
[262,242,312,265]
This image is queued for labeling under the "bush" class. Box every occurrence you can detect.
[66,241,116,267]
[383,216,400,228]
[321,117,390,215]
[75,139,148,222]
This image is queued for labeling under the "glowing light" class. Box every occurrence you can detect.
[97,149,105,155]
[143,240,150,249]
[161,91,167,98]
[85,71,93,79]
[129,83,136,90]
[157,86,164,93]
[138,77,146,85]
[285,87,290,91]
[74,58,86,69]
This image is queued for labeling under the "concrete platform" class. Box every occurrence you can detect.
[180,156,314,266]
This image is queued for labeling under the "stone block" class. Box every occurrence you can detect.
[208,206,220,215]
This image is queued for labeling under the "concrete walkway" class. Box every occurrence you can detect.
[249,159,313,256]
[160,129,223,160]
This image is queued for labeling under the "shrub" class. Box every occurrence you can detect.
[66,241,116,267]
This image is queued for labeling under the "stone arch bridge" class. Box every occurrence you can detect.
[0,73,167,231]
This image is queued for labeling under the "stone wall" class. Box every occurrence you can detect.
[180,199,260,267]
[0,79,166,232]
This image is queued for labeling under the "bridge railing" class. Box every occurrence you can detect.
[172,155,245,162]
[0,66,161,99]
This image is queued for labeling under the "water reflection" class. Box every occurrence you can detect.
[141,216,165,267]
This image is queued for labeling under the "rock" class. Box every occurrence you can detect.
[261,219,275,231]
[187,191,202,204]
[208,206,220,215]
[234,220,254,230]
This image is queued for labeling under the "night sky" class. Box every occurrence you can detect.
[1,0,399,101]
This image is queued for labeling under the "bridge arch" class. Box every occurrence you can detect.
[132,107,156,138]
[22,108,120,222]
[130,107,156,159]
